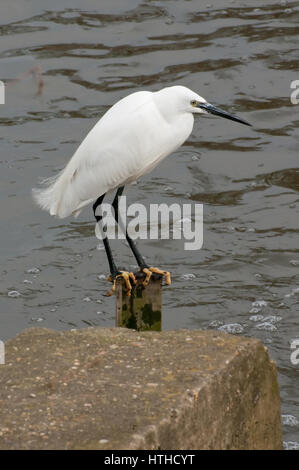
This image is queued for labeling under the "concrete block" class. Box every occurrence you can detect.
[0,328,282,449]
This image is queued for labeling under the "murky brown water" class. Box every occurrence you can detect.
[0,0,299,447]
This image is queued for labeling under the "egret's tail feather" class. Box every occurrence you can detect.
[32,170,79,218]
[32,164,98,218]
[32,174,60,214]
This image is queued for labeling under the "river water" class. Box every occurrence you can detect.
[0,0,298,447]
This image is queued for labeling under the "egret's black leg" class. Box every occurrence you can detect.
[112,186,148,270]
[93,194,118,277]
[111,187,171,287]
[93,193,136,296]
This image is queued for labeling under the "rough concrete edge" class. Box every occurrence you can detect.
[124,338,282,450]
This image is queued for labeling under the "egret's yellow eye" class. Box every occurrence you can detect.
[191,100,197,106]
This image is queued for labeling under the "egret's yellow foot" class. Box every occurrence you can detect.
[106,271,137,297]
[141,267,171,287]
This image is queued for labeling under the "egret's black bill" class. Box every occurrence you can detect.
[197,102,251,127]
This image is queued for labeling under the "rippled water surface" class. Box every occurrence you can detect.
[0,0,299,445]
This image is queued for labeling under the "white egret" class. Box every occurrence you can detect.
[33,85,251,296]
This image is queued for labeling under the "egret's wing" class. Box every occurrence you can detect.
[33,89,193,218]
[33,91,155,218]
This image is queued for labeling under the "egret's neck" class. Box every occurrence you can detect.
[153,90,190,124]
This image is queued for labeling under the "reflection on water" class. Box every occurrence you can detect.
[0,0,299,445]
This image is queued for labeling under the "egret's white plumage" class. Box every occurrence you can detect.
[33,85,250,219]
[33,86,207,218]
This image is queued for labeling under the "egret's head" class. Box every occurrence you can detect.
[162,85,251,126]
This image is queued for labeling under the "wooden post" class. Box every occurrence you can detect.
[116,272,162,331]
